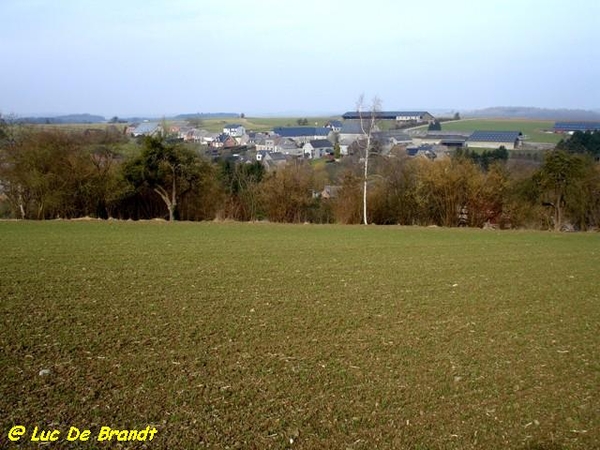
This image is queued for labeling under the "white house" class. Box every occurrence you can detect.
[303,139,334,159]
[223,124,246,137]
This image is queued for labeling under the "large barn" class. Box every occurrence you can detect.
[341,111,434,123]
[466,131,522,150]
[272,126,331,144]
[553,122,600,133]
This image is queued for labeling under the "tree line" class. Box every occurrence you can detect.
[0,121,599,231]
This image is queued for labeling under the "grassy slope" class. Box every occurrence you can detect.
[441,119,561,145]
[1,222,598,449]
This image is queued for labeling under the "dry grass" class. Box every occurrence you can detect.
[0,221,598,449]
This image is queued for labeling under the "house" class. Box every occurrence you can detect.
[337,124,405,156]
[325,120,343,132]
[303,139,334,159]
[372,130,413,147]
[467,130,522,150]
[406,145,437,159]
[200,131,219,145]
[247,132,269,146]
[257,151,288,170]
[131,122,162,137]
[321,185,341,199]
[183,129,218,144]
[341,111,435,123]
[338,120,373,144]
[279,138,302,156]
[223,124,246,137]
[211,133,238,148]
[255,137,278,152]
[553,122,600,133]
[272,126,331,144]
[237,134,250,146]
[266,152,288,169]
[255,136,302,156]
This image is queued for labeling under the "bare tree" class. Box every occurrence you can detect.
[356,95,381,225]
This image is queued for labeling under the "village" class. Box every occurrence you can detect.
[126,111,538,170]
[127,111,600,171]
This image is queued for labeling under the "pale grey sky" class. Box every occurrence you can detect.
[1,0,599,117]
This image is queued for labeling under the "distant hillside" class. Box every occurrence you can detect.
[464,107,600,121]
[16,113,106,124]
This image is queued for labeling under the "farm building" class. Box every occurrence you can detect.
[553,122,600,133]
[415,131,469,148]
[272,126,331,144]
[466,130,522,150]
[341,111,435,123]
[338,121,369,141]
[373,130,413,144]
[130,122,162,137]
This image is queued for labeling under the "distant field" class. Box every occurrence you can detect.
[1,221,598,449]
[441,119,561,144]
[25,118,563,145]
[32,123,129,133]
[200,117,337,133]
[24,117,338,134]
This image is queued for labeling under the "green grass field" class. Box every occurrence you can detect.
[440,119,561,145]
[1,221,598,449]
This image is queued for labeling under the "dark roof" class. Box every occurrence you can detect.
[273,126,329,137]
[309,139,333,148]
[224,123,243,128]
[425,131,470,138]
[342,111,432,120]
[279,138,299,149]
[268,152,287,161]
[248,131,267,140]
[217,133,235,142]
[339,121,364,134]
[440,139,467,146]
[425,134,468,141]
[326,120,343,128]
[406,144,434,156]
[373,130,412,141]
[468,130,522,143]
[554,122,600,132]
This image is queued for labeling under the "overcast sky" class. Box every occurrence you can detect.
[1,0,599,117]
